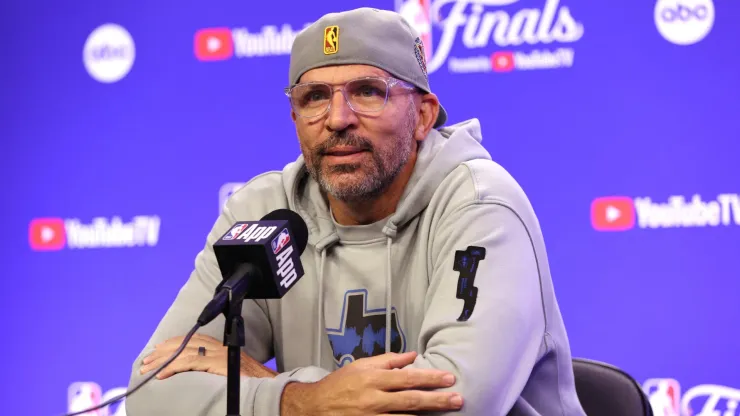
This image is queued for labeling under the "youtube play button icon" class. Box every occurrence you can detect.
[29,218,67,251]
[194,28,234,61]
[591,196,636,231]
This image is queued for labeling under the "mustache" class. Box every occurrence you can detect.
[315,132,373,155]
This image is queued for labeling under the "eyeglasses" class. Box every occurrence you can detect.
[284,76,416,119]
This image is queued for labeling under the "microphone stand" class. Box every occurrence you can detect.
[225,294,246,416]
[218,263,258,416]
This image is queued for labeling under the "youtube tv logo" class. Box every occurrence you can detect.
[591,196,636,231]
[29,218,67,251]
[194,28,234,61]
[592,193,740,232]
[28,215,161,251]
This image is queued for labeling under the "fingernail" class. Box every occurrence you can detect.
[450,394,463,407]
[443,374,455,385]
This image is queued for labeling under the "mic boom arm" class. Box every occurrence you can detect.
[197,263,261,327]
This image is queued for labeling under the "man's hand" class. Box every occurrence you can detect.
[281,351,463,416]
[140,333,278,379]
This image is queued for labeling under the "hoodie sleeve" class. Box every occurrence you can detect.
[124,203,330,416]
[406,200,547,415]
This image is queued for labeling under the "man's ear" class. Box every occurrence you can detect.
[414,92,440,142]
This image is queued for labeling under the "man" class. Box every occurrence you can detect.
[127,7,587,416]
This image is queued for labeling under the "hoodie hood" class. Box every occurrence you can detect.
[282,118,491,242]
[279,118,492,367]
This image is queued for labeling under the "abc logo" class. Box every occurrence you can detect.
[83,23,136,83]
[654,0,714,45]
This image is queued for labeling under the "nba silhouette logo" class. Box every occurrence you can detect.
[644,378,682,416]
[223,224,248,241]
[396,0,433,62]
[68,382,103,416]
[271,228,290,254]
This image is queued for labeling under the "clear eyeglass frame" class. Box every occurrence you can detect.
[284,76,417,119]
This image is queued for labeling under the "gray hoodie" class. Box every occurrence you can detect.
[125,118,587,416]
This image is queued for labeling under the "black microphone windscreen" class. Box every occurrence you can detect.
[260,209,309,255]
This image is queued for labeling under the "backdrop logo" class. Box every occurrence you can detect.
[28,215,161,251]
[194,28,234,61]
[83,23,135,83]
[194,23,310,61]
[399,0,433,62]
[68,382,127,416]
[591,196,636,231]
[654,0,715,45]
[681,384,740,416]
[643,378,740,416]
[591,193,740,232]
[395,0,585,74]
[29,218,67,251]
[644,378,683,416]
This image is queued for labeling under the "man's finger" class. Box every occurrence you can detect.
[156,336,187,348]
[188,334,222,349]
[155,354,215,379]
[156,334,211,349]
[140,354,172,375]
[373,368,456,391]
[360,351,418,370]
[190,333,222,344]
[145,334,221,363]
[141,345,200,374]
[379,390,464,413]
[142,342,189,365]
[142,348,171,366]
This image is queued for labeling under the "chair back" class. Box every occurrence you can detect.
[573,358,654,416]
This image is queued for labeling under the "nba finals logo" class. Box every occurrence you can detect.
[394,0,585,74]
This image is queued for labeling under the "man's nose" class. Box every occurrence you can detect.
[325,89,358,132]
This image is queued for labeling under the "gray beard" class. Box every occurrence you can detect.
[304,108,417,203]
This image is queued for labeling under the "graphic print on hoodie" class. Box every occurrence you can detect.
[326,289,406,367]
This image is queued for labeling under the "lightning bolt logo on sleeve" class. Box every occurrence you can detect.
[453,246,486,321]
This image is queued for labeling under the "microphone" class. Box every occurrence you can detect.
[62,208,310,416]
[204,208,309,415]
[197,208,309,326]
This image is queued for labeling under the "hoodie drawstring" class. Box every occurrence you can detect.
[316,249,327,368]
[382,223,398,356]
[385,237,393,353]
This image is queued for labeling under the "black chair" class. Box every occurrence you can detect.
[572,358,654,416]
